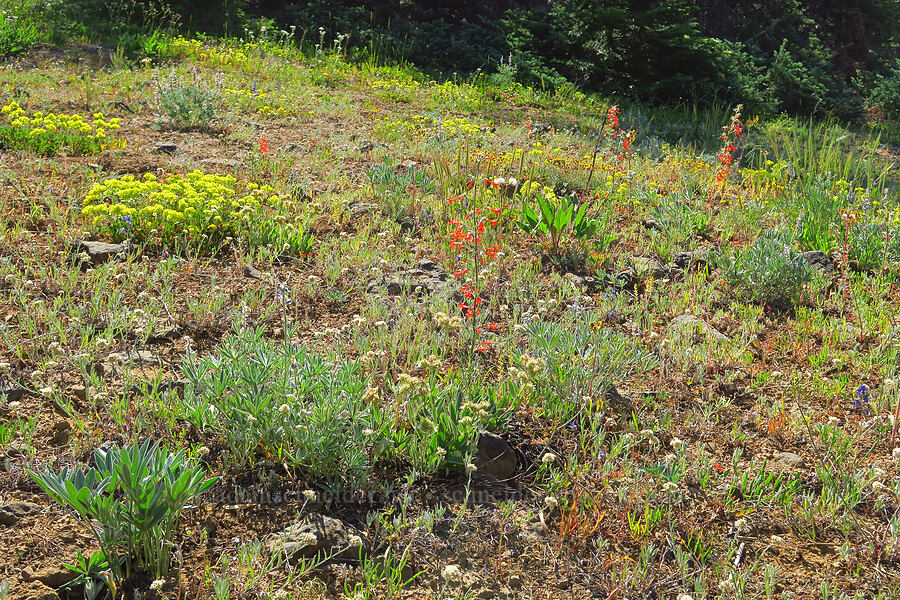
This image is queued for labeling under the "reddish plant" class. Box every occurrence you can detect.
[447,177,505,355]
[258,134,269,154]
[710,105,744,200]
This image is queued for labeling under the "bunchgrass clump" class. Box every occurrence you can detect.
[159,84,219,129]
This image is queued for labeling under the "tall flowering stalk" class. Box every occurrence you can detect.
[447,179,503,356]
[709,105,744,201]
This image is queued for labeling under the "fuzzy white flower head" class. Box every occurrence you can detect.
[662,481,679,493]
[303,489,316,502]
[150,579,165,591]
[872,467,887,479]
[7,401,22,410]
[828,416,840,425]
[734,518,750,534]
[544,496,559,511]
[770,534,784,544]
[348,534,363,548]
[195,446,210,458]
[670,437,684,451]
[871,481,888,493]
[892,447,900,463]
[677,594,694,600]
[279,403,291,413]
[541,452,558,464]
[465,463,477,473]
[441,564,462,582]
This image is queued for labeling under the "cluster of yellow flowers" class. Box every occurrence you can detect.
[81,171,288,244]
[1,102,123,153]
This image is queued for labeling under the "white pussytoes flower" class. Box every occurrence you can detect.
[441,564,462,581]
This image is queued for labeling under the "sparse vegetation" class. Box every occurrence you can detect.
[1,8,899,600]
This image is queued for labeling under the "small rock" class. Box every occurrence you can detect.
[49,420,71,447]
[267,513,367,562]
[369,259,452,297]
[777,451,806,469]
[199,158,242,169]
[152,141,179,155]
[107,350,158,366]
[357,141,388,154]
[72,240,128,266]
[672,249,711,271]
[801,250,834,273]
[0,501,42,525]
[71,385,86,403]
[641,218,663,231]
[474,432,518,480]
[630,256,668,280]
[1,382,27,403]
[22,581,58,600]
[148,325,181,342]
[23,565,79,588]
[243,264,262,279]
[668,313,728,342]
[399,159,418,170]
[520,519,548,544]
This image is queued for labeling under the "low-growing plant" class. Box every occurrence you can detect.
[80,171,314,255]
[29,439,217,587]
[179,324,375,485]
[0,101,122,155]
[723,230,814,304]
[159,84,219,129]
[516,182,599,254]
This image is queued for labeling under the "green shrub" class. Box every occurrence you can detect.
[723,230,814,303]
[159,84,219,129]
[0,4,45,57]
[29,440,217,587]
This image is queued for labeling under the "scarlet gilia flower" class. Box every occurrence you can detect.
[259,135,269,154]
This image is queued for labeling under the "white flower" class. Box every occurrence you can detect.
[348,534,363,548]
[303,489,316,502]
[734,518,750,534]
[374,320,387,328]
[7,401,21,410]
[150,579,165,591]
[828,416,840,425]
[677,594,694,600]
[770,534,784,544]
[662,481,679,493]
[466,463,477,473]
[892,447,900,463]
[296,532,318,547]
[544,496,558,510]
[441,564,462,582]
[541,453,558,464]
[279,403,291,413]
[362,428,375,436]
[670,437,684,451]
[195,446,210,458]
[39,387,53,395]
[247,415,257,423]
[873,467,887,479]
[871,481,888,493]
[718,578,735,593]
[508,177,518,187]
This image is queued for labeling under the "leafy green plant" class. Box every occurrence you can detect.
[159,84,219,129]
[0,4,44,57]
[29,440,217,587]
[723,230,814,304]
[179,325,375,486]
[62,550,117,600]
[517,191,598,254]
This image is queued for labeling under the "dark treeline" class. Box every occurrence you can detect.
[30,0,900,119]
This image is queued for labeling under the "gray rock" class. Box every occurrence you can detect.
[0,501,42,525]
[672,249,711,271]
[776,451,806,469]
[369,259,452,296]
[474,432,518,480]
[152,141,179,155]
[630,256,668,280]
[267,513,367,562]
[49,420,71,447]
[801,251,834,273]
[357,141,388,154]
[668,313,728,342]
[73,240,128,266]
[641,218,663,231]
[199,158,241,169]
[23,565,79,588]
[399,159,418,170]
[1,382,27,403]
[107,350,158,366]
[243,264,262,279]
